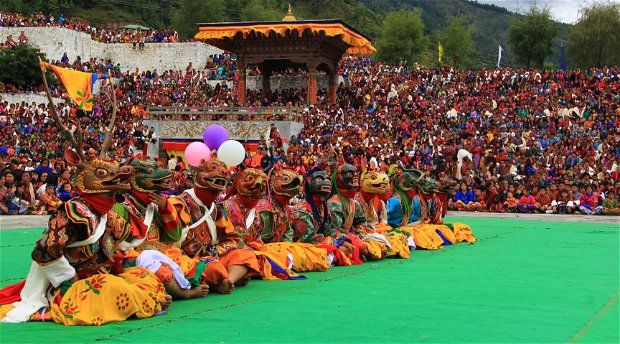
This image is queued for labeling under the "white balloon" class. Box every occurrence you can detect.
[217,140,245,166]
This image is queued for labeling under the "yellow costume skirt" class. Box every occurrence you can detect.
[362,232,411,260]
[0,267,166,326]
[398,224,445,250]
[258,242,330,272]
[445,222,477,243]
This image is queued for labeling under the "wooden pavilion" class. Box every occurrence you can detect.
[194,6,376,105]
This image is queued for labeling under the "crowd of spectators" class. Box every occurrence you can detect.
[0,12,179,44]
[1,50,619,216]
[1,30,27,49]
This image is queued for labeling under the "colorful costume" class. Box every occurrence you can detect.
[387,166,476,249]
[419,175,476,243]
[386,167,446,250]
[172,160,260,286]
[293,168,346,245]
[256,165,332,271]
[356,165,411,258]
[0,151,166,325]
[327,164,392,260]
[112,158,203,293]
[113,158,183,250]
[222,166,303,278]
[292,167,358,265]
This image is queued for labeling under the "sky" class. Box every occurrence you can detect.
[476,0,604,24]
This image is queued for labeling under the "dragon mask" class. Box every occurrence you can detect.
[393,166,424,193]
[269,165,303,198]
[418,176,440,196]
[65,150,134,194]
[194,159,230,192]
[360,168,390,195]
[128,158,173,193]
[233,167,267,200]
[335,164,359,191]
[306,169,331,197]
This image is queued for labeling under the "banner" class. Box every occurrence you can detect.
[438,42,444,63]
[40,62,102,111]
[560,44,567,71]
[497,45,504,68]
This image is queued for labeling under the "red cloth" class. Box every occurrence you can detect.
[0,280,26,304]
[339,189,357,199]
[80,194,116,215]
[317,244,349,266]
[194,187,219,204]
[345,234,365,265]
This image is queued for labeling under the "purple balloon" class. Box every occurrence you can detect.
[203,125,229,150]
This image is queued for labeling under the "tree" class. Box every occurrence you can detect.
[439,16,475,69]
[568,2,620,68]
[0,45,54,88]
[508,6,557,68]
[0,0,24,12]
[172,0,225,40]
[241,0,282,22]
[376,9,429,66]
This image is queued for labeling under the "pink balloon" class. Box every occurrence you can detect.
[185,142,211,167]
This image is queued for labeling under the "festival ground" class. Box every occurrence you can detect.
[0,215,618,343]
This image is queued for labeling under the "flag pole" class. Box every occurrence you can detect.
[38,57,84,157]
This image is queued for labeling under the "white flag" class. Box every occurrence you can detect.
[497,45,504,68]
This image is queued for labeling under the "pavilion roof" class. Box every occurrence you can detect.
[195,19,376,55]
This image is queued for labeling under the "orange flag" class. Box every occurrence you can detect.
[40,62,102,111]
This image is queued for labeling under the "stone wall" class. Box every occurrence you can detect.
[0,92,64,105]
[0,27,222,71]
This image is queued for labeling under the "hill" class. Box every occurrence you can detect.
[1,0,571,68]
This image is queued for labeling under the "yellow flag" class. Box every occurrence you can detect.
[438,42,444,63]
[40,62,100,111]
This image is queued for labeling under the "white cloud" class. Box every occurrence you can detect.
[475,0,599,24]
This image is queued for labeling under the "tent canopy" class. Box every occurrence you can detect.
[123,24,151,30]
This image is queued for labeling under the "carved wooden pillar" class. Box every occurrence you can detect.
[307,60,318,105]
[237,58,247,105]
[260,64,271,96]
[328,62,338,104]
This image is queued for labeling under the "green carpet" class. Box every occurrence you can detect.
[0,217,618,343]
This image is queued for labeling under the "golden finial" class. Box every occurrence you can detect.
[282,3,297,22]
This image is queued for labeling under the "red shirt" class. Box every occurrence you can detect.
[519,195,537,205]
[580,193,601,208]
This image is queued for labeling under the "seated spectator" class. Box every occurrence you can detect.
[0,173,8,215]
[5,182,30,214]
[602,190,619,216]
[535,187,553,214]
[579,185,603,215]
[485,184,504,213]
[517,187,539,213]
[41,184,62,213]
[471,186,487,212]
[58,182,74,202]
[453,182,476,211]
[552,189,576,214]
[18,30,27,44]
[504,191,518,213]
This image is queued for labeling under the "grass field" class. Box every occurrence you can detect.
[0,216,618,343]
